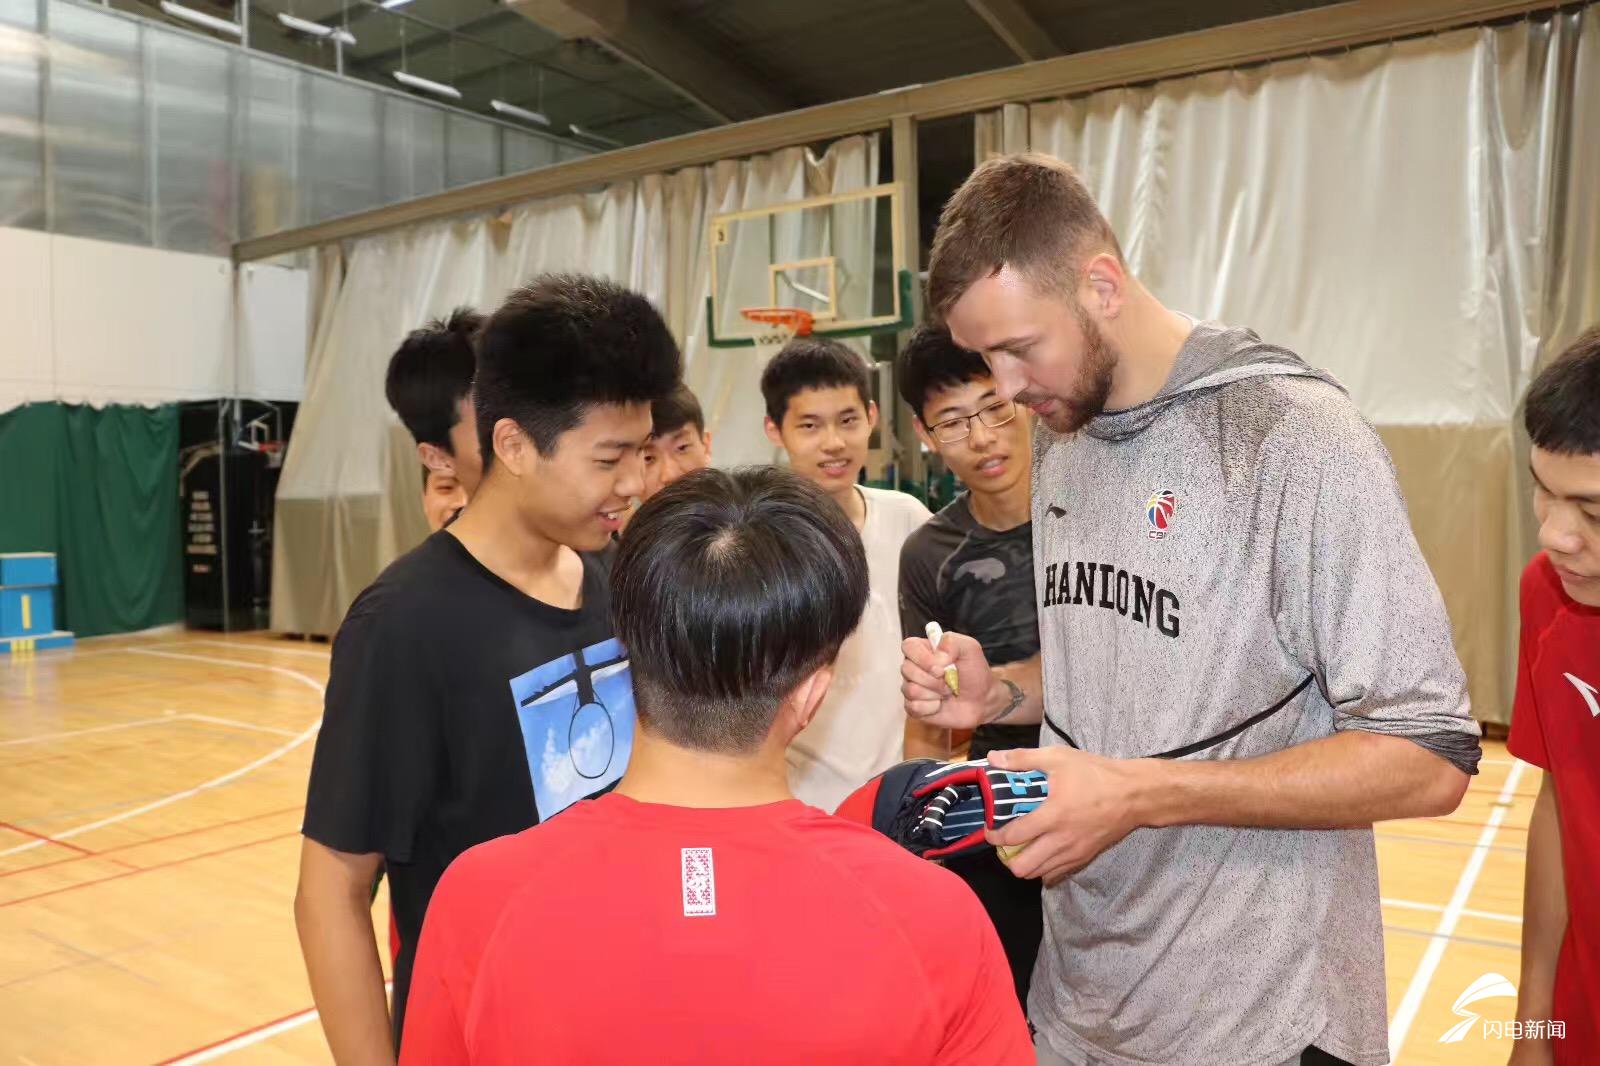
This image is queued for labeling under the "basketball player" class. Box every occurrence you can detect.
[384,308,484,511]
[760,338,933,811]
[1508,326,1600,1066]
[400,467,1031,1065]
[296,275,679,1062]
[903,154,1479,1065]
[896,323,1043,1007]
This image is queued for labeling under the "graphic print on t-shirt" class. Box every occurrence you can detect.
[510,637,635,820]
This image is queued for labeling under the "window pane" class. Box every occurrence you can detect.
[47,0,148,243]
[382,94,445,204]
[445,111,496,188]
[0,0,43,229]
[303,74,380,222]
[240,57,300,239]
[150,29,235,253]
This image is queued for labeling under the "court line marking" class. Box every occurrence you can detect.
[0,717,175,747]
[0,650,323,859]
[0,713,301,753]
[175,639,331,661]
[0,821,97,857]
[1375,831,1525,854]
[1383,924,1520,952]
[0,805,304,881]
[1381,897,1521,925]
[158,983,392,1065]
[1388,757,1528,1058]
[0,830,300,908]
[156,1005,322,1065]
[179,713,301,739]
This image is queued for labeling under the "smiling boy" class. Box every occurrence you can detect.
[761,338,932,810]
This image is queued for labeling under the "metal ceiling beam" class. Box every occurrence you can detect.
[505,0,791,122]
[966,0,1060,62]
[236,0,1569,262]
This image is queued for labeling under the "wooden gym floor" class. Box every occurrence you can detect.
[2,632,1531,1064]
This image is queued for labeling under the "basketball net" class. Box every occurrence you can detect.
[740,307,814,356]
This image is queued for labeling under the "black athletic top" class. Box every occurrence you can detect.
[898,492,1041,757]
[302,532,631,1044]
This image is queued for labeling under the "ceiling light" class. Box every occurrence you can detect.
[491,99,551,127]
[379,0,413,8]
[278,12,355,45]
[568,123,621,148]
[159,1,242,37]
[393,70,462,100]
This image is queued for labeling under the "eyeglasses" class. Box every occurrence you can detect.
[928,400,1018,444]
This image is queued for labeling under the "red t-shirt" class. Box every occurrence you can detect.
[400,792,1031,1065]
[1507,552,1600,1060]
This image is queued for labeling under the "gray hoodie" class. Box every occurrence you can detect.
[1028,320,1480,1066]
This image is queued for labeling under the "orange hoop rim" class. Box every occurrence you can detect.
[739,306,814,337]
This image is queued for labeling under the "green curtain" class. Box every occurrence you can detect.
[0,403,182,637]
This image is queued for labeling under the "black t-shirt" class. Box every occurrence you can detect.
[301,531,633,1041]
[897,492,1041,757]
[897,491,1044,1007]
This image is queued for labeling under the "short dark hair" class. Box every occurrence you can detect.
[611,466,869,754]
[759,336,873,424]
[651,384,706,437]
[895,324,992,423]
[476,274,681,462]
[384,308,481,452]
[928,153,1123,321]
[1525,325,1600,456]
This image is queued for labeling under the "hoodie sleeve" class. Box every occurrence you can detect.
[1269,392,1481,775]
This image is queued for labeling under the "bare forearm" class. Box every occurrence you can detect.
[1517,777,1566,1020]
[982,655,1044,727]
[296,887,395,1066]
[1133,730,1470,830]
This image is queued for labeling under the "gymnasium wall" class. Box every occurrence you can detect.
[0,227,309,412]
[0,0,585,258]
[272,136,882,637]
[0,225,310,636]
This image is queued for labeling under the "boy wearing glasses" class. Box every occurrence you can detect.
[896,324,1043,1007]
[760,338,934,811]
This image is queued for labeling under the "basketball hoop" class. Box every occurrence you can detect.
[740,307,814,356]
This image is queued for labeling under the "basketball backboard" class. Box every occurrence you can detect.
[706,182,914,347]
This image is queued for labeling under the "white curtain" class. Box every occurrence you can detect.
[676,137,882,469]
[973,6,1600,723]
[272,135,880,635]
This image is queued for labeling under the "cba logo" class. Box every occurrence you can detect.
[1146,490,1176,540]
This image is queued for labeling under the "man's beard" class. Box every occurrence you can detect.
[1015,310,1116,435]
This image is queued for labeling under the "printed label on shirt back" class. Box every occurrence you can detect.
[681,847,716,917]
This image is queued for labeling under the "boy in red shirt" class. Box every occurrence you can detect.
[1509,324,1600,1066]
[401,466,1031,1066]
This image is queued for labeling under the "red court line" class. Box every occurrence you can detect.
[152,1002,318,1065]
[0,830,300,909]
[0,806,303,881]
[0,820,98,857]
